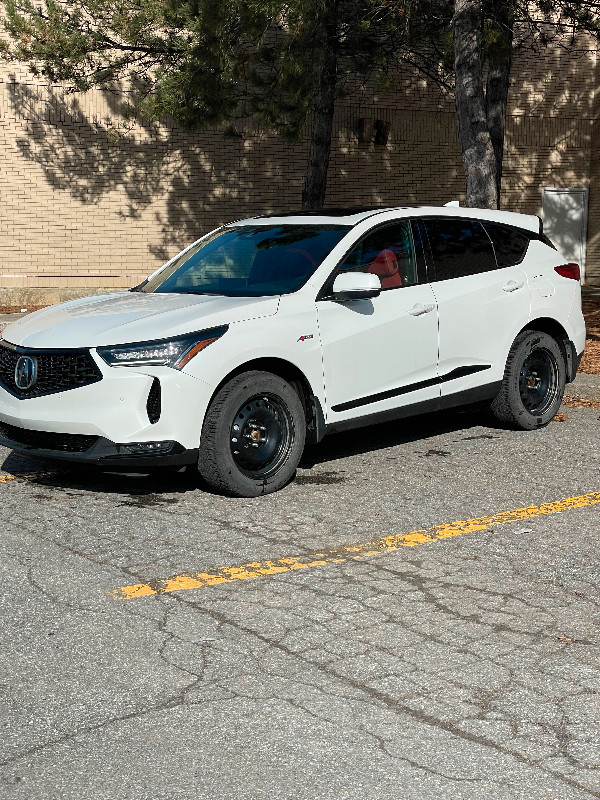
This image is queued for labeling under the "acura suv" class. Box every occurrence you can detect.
[0,206,585,496]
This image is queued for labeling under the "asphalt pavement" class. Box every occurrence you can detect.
[1,401,599,799]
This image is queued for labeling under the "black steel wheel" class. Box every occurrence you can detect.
[198,371,306,496]
[491,330,566,430]
[517,347,561,415]
[229,394,294,478]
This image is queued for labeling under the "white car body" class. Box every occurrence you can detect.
[0,206,586,491]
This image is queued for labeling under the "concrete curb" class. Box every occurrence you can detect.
[0,288,116,308]
[0,314,22,332]
[583,286,600,301]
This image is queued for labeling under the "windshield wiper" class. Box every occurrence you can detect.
[177,291,223,296]
[129,279,149,292]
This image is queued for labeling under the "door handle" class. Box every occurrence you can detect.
[408,303,435,316]
[503,280,524,293]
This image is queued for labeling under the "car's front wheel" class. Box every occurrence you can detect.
[491,330,566,430]
[198,370,306,496]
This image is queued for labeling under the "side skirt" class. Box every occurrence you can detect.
[323,381,502,437]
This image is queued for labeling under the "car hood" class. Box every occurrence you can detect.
[2,292,280,349]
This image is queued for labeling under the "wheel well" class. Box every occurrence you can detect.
[209,358,323,442]
[520,317,568,342]
[519,317,577,381]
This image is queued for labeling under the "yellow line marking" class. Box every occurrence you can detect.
[112,491,600,600]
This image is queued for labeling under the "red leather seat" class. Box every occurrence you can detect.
[368,249,402,289]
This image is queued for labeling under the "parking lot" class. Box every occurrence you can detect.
[1,395,600,800]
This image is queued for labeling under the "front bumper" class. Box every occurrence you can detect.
[0,343,218,472]
[0,350,213,455]
[0,426,199,467]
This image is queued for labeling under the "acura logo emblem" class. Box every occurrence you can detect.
[14,356,38,390]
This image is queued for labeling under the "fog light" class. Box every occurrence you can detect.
[117,441,175,456]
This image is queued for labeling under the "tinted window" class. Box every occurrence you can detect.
[142,224,350,297]
[424,219,496,280]
[483,222,530,267]
[337,221,418,289]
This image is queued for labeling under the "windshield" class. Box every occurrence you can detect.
[141,224,351,297]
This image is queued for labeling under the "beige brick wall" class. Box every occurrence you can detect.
[1,32,600,294]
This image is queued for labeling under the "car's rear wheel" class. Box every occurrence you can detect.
[198,370,306,496]
[491,330,566,430]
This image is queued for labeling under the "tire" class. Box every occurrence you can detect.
[197,370,306,497]
[491,330,566,430]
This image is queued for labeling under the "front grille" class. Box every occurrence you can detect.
[0,420,98,453]
[0,341,102,398]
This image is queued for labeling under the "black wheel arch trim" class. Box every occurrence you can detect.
[515,318,579,383]
[205,357,323,444]
[307,394,326,444]
[562,339,582,383]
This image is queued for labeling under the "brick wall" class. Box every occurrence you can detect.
[1,32,599,295]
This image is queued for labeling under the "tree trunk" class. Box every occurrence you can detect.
[485,3,514,207]
[453,0,498,209]
[301,0,339,210]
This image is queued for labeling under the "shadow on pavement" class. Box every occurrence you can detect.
[1,403,501,496]
[299,404,502,468]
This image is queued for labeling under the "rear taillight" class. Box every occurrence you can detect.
[554,263,580,281]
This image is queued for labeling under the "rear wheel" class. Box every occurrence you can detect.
[491,330,566,430]
[198,371,306,496]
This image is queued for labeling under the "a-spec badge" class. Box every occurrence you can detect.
[297,334,314,342]
[14,355,38,391]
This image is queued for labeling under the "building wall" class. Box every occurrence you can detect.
[1,34,599,300]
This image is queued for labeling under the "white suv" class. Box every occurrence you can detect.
[0,206,586,496]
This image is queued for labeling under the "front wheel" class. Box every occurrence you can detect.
[198,371,306,497]
[491,330,566,430]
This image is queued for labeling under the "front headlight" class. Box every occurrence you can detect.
[96,326,228,369]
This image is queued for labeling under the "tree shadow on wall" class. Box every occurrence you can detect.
[6,79,307,263]
[7,37,598,268]
[7,77,467,271]
[502,39,597,234]
[7,81,425,269]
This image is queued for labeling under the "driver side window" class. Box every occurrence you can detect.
[338,221,418,290]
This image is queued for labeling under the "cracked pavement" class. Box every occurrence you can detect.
[1,403,599,799]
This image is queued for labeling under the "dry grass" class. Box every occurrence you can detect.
[579,300,600,375]
[561,395,600,410]
[0,306,46,314]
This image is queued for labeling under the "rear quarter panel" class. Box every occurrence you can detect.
[521,240,585,352]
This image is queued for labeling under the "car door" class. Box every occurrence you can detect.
[420,217,531,401]
[316,219,440,423]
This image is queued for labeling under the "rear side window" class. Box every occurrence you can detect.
[424,219,496,280]
[483,222,530,267]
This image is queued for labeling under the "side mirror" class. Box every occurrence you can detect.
[331,272,381,302]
